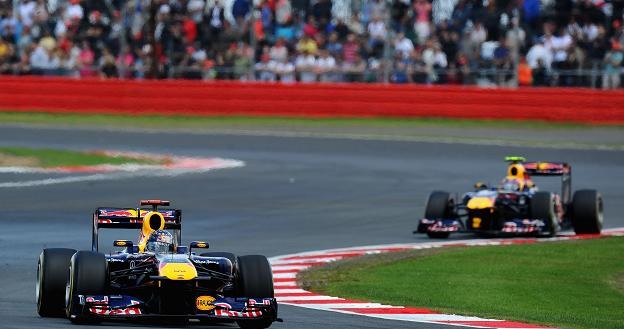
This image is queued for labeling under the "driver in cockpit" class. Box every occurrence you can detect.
[473,162,537,193]
[500,162,536,192]
[144,230,174,253]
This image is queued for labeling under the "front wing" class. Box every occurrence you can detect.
[418,218,547,235]
[72,294,278,321]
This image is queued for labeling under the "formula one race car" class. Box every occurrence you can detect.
[36,200,279,328]
[415,157,603,239]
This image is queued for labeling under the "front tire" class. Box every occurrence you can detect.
[422,191,454,238]
[236,255,274,329]
[36,248,76,317]
[65,251,107,323]
[424,191,454,220]
[531,191,558,237]
[571,189,603,234]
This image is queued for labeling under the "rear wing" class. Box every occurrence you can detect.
[523,162,572,204]
[523,162,571,176]
[92,207,182,252]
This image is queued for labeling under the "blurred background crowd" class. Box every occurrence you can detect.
[0,0,622,88]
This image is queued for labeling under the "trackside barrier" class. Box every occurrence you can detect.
[1,77,623,124]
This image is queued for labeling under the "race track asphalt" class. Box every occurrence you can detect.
[0,125,622,329]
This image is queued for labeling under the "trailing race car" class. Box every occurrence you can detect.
[36,200,279,328]
[415,156,603,239]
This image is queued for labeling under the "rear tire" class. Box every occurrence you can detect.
[571,190,603,234]
[36,248,76,317]
[236,255,274,329]
[531,191,558,237]
[66,251,107,323]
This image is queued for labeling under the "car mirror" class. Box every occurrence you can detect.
[113,240,133,248]
[189,241,209,253]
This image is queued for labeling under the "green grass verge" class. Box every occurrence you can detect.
[0,111,621,130]
[299,237,624,329]
[0,147,159,167]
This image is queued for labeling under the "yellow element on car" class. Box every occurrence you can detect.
[159,263,198,281]
[467,197,495,209]
[142,212,165,236]
[472,217,482,228]
[196,296,216,311]
[138,212,165,252]
[507,163,526,179]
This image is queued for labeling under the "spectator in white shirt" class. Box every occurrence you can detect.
[394,32,414,59]
[526,38,553,70]
[255,51,276,81]
[274,57,295,83]
[295,50,317,82]
[64,0,84,22]
[422,39,447,82]
[467,21,487,59]
[270,38,289,62]
[30,44,60,72]
[187,0,205,23]
[367,16,386,50]
[18,0,36,27]
[315,49,336,82]
[432,0,457,25]
[545,27,572,67]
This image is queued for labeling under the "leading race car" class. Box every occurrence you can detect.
[36,200,279,328]
[414,156,603,239]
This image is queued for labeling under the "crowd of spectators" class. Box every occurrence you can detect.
[0,0,623,88]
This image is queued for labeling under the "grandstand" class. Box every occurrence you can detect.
[0,0,622,88]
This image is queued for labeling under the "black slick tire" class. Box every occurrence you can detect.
[571,189,603,234]
[531,191,558,237]
[423,191,453,239]
[424,191,453,220]
[65,251,107,324]
[36,248,76,317]
[236,255,274,329]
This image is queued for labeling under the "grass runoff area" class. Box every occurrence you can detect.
[1,111,623,151]
[299,237,624,329]
[0,111,618,130]
[0,147,159,168]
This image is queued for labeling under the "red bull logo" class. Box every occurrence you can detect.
[100,209,174,219]
[100,209,136,217]
[138,210,175,218]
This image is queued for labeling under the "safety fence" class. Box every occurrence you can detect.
[20,65,623,89]
[0,76,623,124]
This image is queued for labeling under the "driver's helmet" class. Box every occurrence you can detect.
[146,230,174,253]
[501,162,530,191]
[501,178,523,191]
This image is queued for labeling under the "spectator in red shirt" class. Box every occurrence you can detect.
[342,33,360,64]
